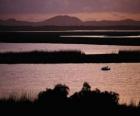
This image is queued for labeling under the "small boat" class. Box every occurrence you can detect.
[101,66,111,71]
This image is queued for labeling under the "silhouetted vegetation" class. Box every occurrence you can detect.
[0,31,140,46]
[0,82,140,115]
[1,26,140,31]
[0,50,140,64]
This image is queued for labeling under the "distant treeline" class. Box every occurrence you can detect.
[0,82,140,115]
[1,25,140,31]
[0,31,140,46]
[0,50,140,64]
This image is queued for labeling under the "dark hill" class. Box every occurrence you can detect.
[38,15,83,26]
[0,15,140,27]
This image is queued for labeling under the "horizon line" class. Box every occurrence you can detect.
[0,15,140,22]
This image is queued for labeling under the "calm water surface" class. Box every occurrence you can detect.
[0,63,140,104]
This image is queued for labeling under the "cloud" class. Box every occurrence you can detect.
[0,0,140,14]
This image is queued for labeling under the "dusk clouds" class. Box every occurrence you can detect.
[0,0,140,20]
[0,0,140,14]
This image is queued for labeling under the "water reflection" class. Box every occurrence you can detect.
[60,35,140,38]
[0,63,140,104]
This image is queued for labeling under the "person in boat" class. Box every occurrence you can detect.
[101,66,110,71]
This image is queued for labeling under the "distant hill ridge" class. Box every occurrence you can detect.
[0,15,140,26]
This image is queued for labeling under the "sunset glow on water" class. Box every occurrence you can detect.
[0,63,140,104]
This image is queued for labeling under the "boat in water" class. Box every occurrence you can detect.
[101,66,111,71]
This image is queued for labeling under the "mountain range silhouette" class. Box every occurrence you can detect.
[0,15,140,26]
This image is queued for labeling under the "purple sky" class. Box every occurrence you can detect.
[0,0,140,21]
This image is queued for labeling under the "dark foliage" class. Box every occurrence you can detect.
[0,82,140,115]
[0,50,140,64]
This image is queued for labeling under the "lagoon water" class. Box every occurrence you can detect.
[0,30,140,104]
[0,63,140,104]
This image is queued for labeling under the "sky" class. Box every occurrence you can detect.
[0,0,140,21]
